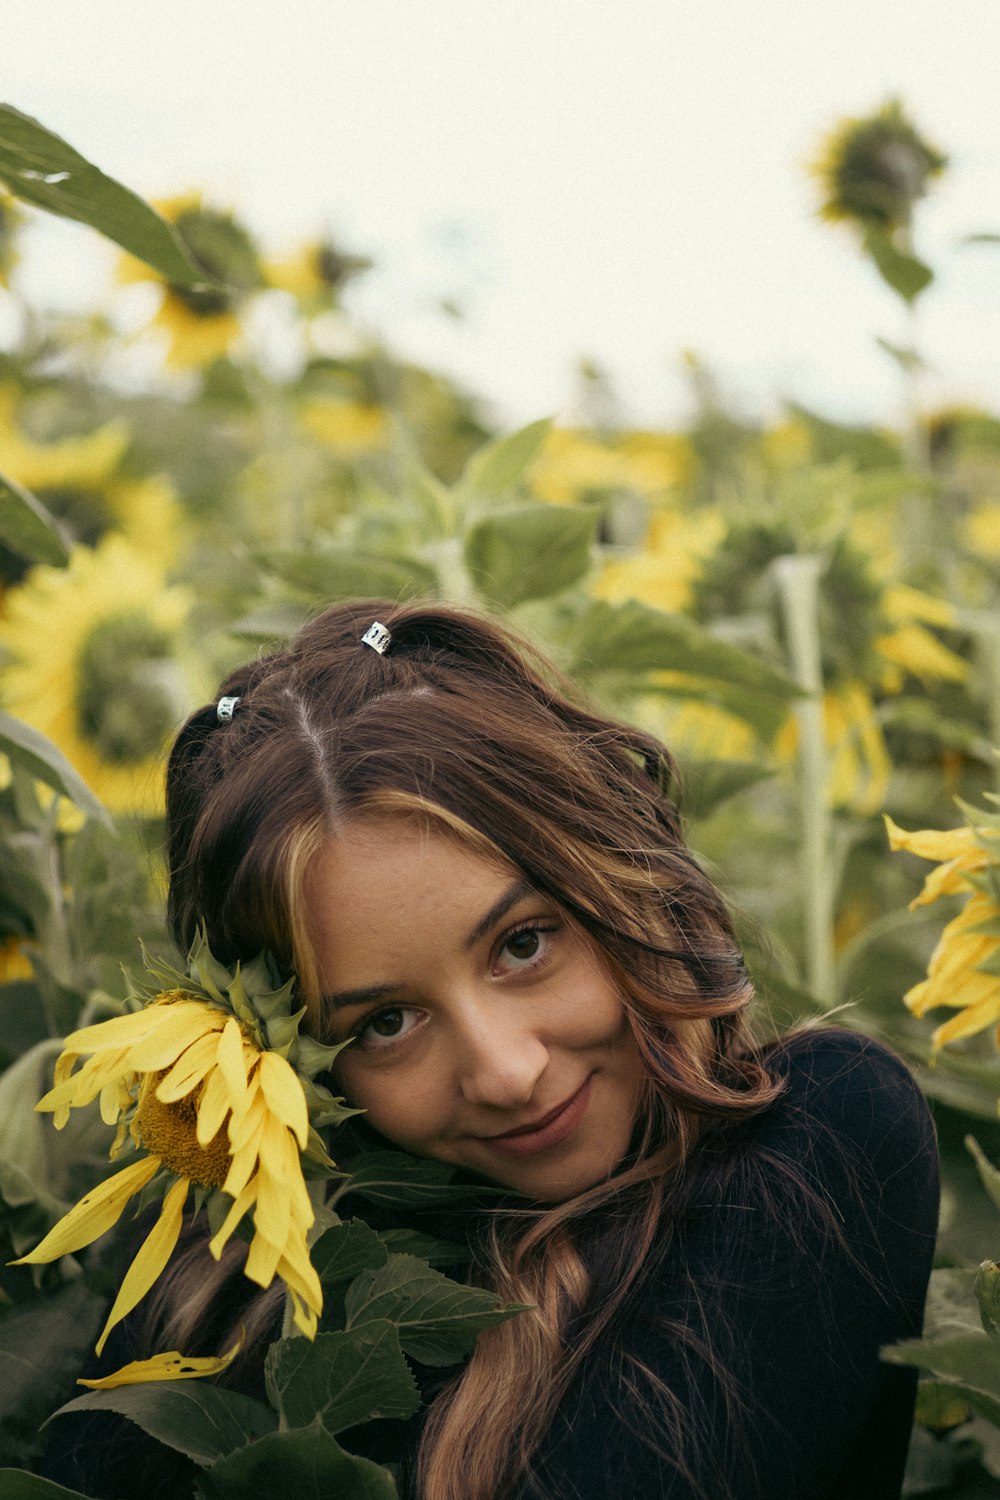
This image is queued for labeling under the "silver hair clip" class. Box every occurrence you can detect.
[216,695,241,722]
[361,621,392,655]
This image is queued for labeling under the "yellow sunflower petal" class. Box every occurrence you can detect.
[156,1031,225,1103]
[95,1176,189,1356]
[217,1017,253,1116]
[884,816,984,863]
[195,1062,231,1146]
[932,987,1000,1048]
[125,1007,223,1074]
[61,1009,173,1055]
[258,1051,309,1150]
[244,1229,282,1289]
[78,1338,242,1389]
[208,1176,259,1259]
[11,1156,161,1265]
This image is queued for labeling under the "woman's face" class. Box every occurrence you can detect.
[306,817,647,1201]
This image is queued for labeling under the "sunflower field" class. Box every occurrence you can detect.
[2,99,1000,1497]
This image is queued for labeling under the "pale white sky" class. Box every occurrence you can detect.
[4,1,1000,429]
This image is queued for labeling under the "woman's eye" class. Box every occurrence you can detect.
[495,923,557,974]
[356,1007,421,1050]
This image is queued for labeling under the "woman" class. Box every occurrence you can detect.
[60,599,941,1499]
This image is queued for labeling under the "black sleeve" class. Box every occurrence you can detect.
[525,1030,940,1500]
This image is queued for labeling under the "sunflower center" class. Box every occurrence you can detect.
[74,611,179,763]
[135,1077,231,1190]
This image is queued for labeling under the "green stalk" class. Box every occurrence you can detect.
[774,555,836,1004]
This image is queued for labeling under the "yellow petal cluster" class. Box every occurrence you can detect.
[886,816,1000,1049]
[13,993,322,1354]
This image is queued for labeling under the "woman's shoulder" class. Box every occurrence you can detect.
[757,1025,937,1161]
[731,1025,941,1273]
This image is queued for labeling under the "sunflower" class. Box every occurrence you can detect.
[776,680,891,816]
[13,931,353,1362]
[810,98,947,236]
[0,535,193,813]
[266,237,371,307]
[887,813,1000,1048]
[118,193,261,370]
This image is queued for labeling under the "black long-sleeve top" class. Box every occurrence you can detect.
[43,1028,939,1500]
[519,1028,940,1500]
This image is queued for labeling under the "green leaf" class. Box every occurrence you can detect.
[337,1149,506,1210]
[345,1254,523,1367]
[460,418,552,499]
[265,1322,419,1433]
[0,474,70,566]
[863,227,934,303]
[0,712,112,829]
[314,1219,388,1281]
[252,548,438,602]
[194,1425,398,1500]
[966,1137,1000,1215]
[377,1228,468,1270]
[0,1473,93,1499]
[875,337,926,373]
[674,758,777,821]
[883,1329,1000,1415]
[0,1284,107,1467]
[53,1384,277,1468]
[0,104,210,287]
[464,505,596,608]
[568,599,800,738]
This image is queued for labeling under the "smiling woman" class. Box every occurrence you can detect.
[53,599,938,1500]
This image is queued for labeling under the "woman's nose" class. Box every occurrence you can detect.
[456,1013,548,1110]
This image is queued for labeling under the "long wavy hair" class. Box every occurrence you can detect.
[162,598,786,1500]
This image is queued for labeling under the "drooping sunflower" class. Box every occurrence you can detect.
[810,98,947,236]
[0,535,193,813]
[14,931,353,1360]
[887,812,1000,1048]
[118,193,261,370]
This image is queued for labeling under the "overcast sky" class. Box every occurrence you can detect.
[4,1,1000,430]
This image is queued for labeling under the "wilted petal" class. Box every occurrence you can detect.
[932,987,1000,1047]
[96,1176,189,1355]
[78,1338,242,1389]
[195,1061,231,1146]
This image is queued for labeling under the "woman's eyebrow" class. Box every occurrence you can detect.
[324,981,404,1013]
[464,879,534,950]
[323,880,536,1011]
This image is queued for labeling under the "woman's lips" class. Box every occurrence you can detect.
[480,1076,593,1157]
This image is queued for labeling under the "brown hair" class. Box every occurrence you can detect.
[164,598,784,1500]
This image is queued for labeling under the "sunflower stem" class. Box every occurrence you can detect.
[774,554,836,1005]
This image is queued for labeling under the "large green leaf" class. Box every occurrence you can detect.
[883,1330,1000,1420]
[0,1473,92,1499]
[335,1149,505,1211]
[0,475,70,566]
[464,505,596,608]
[53,1384,277,1469]
[194,1425,398,1500]
[0,104,209,287]
[569,598,800,700]
[345,1254,523,1367]
[265,1322,419,1433]
[0,712,111,829]
[460,418,552,499]
[0,1283,106,1468]
[253,548,438,602]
